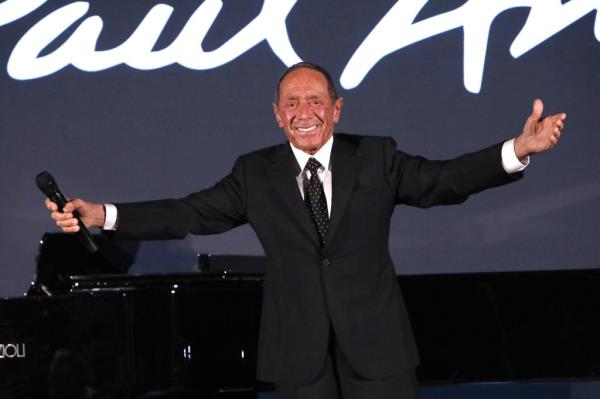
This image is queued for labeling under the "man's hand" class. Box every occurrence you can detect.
[45,198,105,233]
[514,98,566,162]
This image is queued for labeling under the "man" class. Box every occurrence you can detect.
[47,62,566,399]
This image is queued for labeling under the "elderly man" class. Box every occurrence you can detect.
[47,62,565,399]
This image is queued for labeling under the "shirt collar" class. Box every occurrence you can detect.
[289,134,334,175]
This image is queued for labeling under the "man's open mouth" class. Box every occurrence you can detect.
[295,125,319,133]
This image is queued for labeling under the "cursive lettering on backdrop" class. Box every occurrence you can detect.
[0,0,598,93]
[340,0,600,93]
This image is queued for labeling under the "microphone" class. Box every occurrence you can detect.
[35,171,99,253]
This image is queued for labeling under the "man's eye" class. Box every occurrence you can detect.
[286,102,297,108]
[311,100,322,106]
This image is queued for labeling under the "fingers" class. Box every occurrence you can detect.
[546,114,563,147]
[50,209,80,233]
[50,209,72,220]
[50,209,75,223]
[62,198,82,213]
[45,197,77,212]
[45,197,84,233]
[45,198,77,213]
[58,198,85,213]
[55,215,79,228]
[59,224,80,233]
[549,113,566,132]
[531,98,544,120]
[62,202,74,213]
[520,101,565,155]
[45,197,57,211]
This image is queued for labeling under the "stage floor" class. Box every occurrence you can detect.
[258,380,600,399]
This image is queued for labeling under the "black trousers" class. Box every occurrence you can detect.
[275,333,418,399]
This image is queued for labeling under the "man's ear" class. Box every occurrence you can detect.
[273,102,284,128]
[333,97,344,124]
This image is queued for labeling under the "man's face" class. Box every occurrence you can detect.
[273,68,343,155]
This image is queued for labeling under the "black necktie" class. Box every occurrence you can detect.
[304,157,329,247]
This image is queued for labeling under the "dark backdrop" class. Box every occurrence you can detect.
[1,0,598,297]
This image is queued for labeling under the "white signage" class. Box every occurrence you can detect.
[0,0,598,93]
[0,343,26,359]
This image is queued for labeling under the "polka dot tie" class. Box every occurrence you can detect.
[305,157,329,247]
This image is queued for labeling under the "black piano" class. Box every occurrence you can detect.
[1,234,600,398]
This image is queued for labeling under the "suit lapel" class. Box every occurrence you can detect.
[267,144,320,246]
[326,135,361,248]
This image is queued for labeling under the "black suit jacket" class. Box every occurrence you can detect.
[113,134,522,384]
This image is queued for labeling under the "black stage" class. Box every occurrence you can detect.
[1,234,599,398]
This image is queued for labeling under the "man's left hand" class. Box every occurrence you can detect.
[514,98,566,162]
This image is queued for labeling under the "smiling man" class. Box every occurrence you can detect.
[273,64,343,155]
[46,62,565,399]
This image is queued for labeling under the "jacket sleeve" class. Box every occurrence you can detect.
[112,157,248,240]
[383,137,523,208]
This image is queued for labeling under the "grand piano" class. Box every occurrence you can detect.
[1,233,599,398]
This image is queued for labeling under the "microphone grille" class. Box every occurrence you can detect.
[35,171,58,196]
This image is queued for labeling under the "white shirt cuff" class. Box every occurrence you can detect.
[103,203,118,230]
[502,138,529,173]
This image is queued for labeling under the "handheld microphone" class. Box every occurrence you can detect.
[35,171,99,253]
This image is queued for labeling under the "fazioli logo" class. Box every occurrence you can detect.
[0,343,26,359]
[0,0,599,93]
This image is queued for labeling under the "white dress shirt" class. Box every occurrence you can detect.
[289,135,334,217]
[103,137,527,230]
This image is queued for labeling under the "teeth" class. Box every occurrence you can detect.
[297,126,317,132]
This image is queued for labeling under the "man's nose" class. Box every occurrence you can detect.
[296,101,311,119]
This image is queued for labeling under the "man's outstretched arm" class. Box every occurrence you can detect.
[390,98,566,207]
[45,157,248,239]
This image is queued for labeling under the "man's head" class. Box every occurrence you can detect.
[273,62,343,155]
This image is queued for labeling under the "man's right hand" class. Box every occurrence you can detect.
[45,198,106,233]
